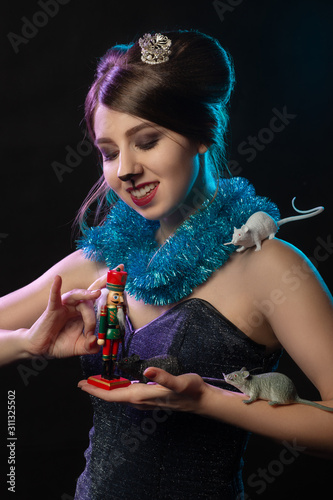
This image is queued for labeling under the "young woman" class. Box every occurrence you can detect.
[1,30,332,499]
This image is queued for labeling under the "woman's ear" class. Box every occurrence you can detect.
[198,144,208,154]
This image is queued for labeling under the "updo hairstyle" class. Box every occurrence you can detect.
[80,30,235,227]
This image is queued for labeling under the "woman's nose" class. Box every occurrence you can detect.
[118,172,135,182]
[117,151,143,182]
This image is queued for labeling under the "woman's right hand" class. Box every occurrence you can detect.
[78,367,210,414]
[24,275,101,359]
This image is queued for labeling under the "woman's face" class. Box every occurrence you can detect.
[94,105,208,226]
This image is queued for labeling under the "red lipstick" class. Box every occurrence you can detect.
[129,183,159,207]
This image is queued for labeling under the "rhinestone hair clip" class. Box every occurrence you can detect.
[138,33,172,65]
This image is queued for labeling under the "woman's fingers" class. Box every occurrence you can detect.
[60,288,101,337]
[76,300,98,336]
[62,289,100,335]
[83,333,100,353]
[88,274,107,291]
[62,288,101,306]
[77,369,207,414]
[47,275,63,311]
[87,264,125,291]
[143,368,205,396]
[143,367,183,392]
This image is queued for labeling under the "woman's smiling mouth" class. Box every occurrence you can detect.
[128,182,160,206]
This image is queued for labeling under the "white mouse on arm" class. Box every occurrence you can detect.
[224,198,324,252]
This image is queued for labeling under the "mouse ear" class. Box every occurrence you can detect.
[243,226,249,233]
[240,367,250,378]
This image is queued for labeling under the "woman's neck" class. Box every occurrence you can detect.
[156,169,216,245]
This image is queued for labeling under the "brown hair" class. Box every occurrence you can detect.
[78,30,235,230]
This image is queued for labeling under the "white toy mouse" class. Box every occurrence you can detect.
[224,198,324,252]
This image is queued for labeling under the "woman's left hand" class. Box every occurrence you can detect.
[78,367,209,413]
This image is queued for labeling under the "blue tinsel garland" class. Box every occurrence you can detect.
[77,177,280,305]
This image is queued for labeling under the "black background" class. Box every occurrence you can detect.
[1,0,332,499]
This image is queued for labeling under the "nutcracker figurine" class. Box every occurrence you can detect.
[87,266,131,390]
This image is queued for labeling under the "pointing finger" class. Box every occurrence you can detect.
[47,275,63,311]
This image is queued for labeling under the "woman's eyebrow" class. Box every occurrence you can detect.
[95,123,156,146]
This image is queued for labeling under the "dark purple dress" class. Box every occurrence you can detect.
[75,298,281,500]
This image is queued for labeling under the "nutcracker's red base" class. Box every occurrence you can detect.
[87,375,131,390]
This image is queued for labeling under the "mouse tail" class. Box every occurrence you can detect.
[291,197,324,214]
[278,198,324,226]
[297,398,333,412]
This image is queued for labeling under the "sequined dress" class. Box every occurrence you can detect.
[75,298,281,500]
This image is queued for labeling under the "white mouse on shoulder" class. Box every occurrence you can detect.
[224,198,324,252]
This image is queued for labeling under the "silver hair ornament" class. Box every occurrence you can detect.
[138,33,172,65]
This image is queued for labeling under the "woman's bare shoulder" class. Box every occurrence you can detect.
[48,250,107,289]
[239,237,331,297]
[0,250,107,329]
[241,237,316,275]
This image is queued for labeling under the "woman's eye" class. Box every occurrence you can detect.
[136,139,159,151]
[102,151,119,162]
[100,138,159,162]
